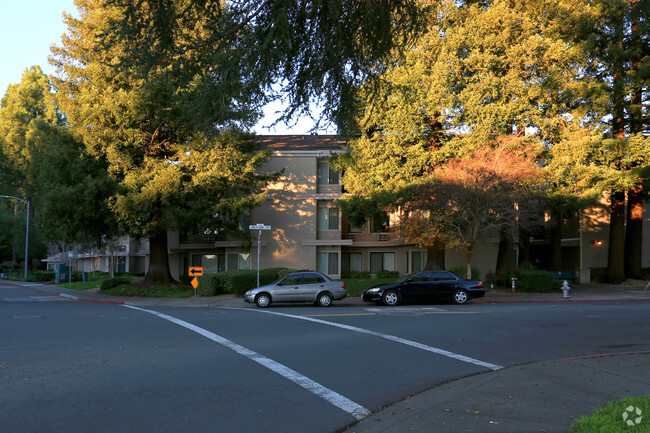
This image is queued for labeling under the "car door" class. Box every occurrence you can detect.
[299,272,328,301]
[401,271,435,303]
[273,274,304,301]
[430,271,461,299]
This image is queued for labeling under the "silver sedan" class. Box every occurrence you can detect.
[243,271,347,308]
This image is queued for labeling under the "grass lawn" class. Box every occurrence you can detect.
[58,280,104,290]
[341,278,396,297]
[569,395,649,432]
[100,284,194,298]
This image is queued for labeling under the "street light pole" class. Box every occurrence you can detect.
[0,195,29,280]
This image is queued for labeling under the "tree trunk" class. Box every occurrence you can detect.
[624,184,643,279]
[144,230,175,286]
[466,243,474,279]
[607,190,626,283]
[425,243,445,270]
[496,228,514,271]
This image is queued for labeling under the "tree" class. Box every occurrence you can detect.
[0,66,62,267]
[399,143,543,278]
[48,0,423,285]
[336,0,583,270]
[561,0,650,282]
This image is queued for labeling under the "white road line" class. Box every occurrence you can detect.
[122,305,370,420]
[249,309,502,371]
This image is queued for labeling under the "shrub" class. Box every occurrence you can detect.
[517,270,559,292]
[100,277,131,291]
[196,269,261,296]
[178,274,193,285]
[343,270,371,279]
[376,270,400,279]
[31,271,56,282]
[259,268,292,285]
[449,266,481,280]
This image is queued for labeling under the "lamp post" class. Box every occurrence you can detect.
[0,195,29,280]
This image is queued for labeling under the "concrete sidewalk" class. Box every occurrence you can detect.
[346,353,650,433]
[7,280,650,433]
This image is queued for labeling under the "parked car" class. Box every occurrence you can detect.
[244,271,348,308]
[361,270,484,306]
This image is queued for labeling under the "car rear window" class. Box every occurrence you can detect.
[303,273,326,284]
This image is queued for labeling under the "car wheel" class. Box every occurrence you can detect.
[316,292,333,307]
[255,293,271,308]
[382,290,399,306]
[452,288,469,305]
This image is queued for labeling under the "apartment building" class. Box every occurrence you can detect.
[52,135,649,281]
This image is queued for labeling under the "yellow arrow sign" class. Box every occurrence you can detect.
[189,267,204,276]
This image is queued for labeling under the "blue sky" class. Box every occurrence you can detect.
[0,1,329,135]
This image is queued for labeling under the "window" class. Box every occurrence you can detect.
[280,275,302,285]
[342,252,363,273]
[318,207,339,230]
[318,162,340,185]
[303,273,326,284]
[227,253,250,270]
[410,271,432,282]
[370,252,395,273]
[432,271,457,281]
[192,254,225,273]
[412,251,427,273]
[318,252,339,274]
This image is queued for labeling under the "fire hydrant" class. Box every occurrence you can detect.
[561,280,571,298]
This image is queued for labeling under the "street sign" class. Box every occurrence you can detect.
[191,277,199,290]
[249,224,271,230]
[189,266,204,276]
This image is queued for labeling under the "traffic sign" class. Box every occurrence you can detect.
[189,267,204,276]
[191,277,199,290]
[249,224,271,230]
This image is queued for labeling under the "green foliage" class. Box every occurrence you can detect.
[101,285,193,298]
[197,268,294,296]
[376,270,400,279]
[30,271,55,282]
[197,270,255,296]
[342,270,371,279]
[517,270,560,293]
[569,395,650,433]
[100,277,131,291]
[449,267,481,280]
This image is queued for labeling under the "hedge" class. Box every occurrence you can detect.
[100,277,131,291]
[449,266,481,280]
[197,268,294,297]
[517,270,560,292]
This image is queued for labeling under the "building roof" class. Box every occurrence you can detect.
[255,135,348,152]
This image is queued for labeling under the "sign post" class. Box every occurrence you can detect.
[249,224,271,287]
[189,267,203,295]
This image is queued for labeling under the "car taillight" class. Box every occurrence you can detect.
[341,283,346,289]
[477,281,483,287]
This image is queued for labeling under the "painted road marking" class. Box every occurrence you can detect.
[249,309,502,371]
[123,305,370,420]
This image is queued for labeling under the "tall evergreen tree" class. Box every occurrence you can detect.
[50,0,275,285]
[336,0,582,270]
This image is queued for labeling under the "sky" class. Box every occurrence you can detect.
[0,1,331,135]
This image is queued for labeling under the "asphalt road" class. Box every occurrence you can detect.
[2,282,649,432]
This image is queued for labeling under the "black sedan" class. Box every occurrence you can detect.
[362,270,484,306]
